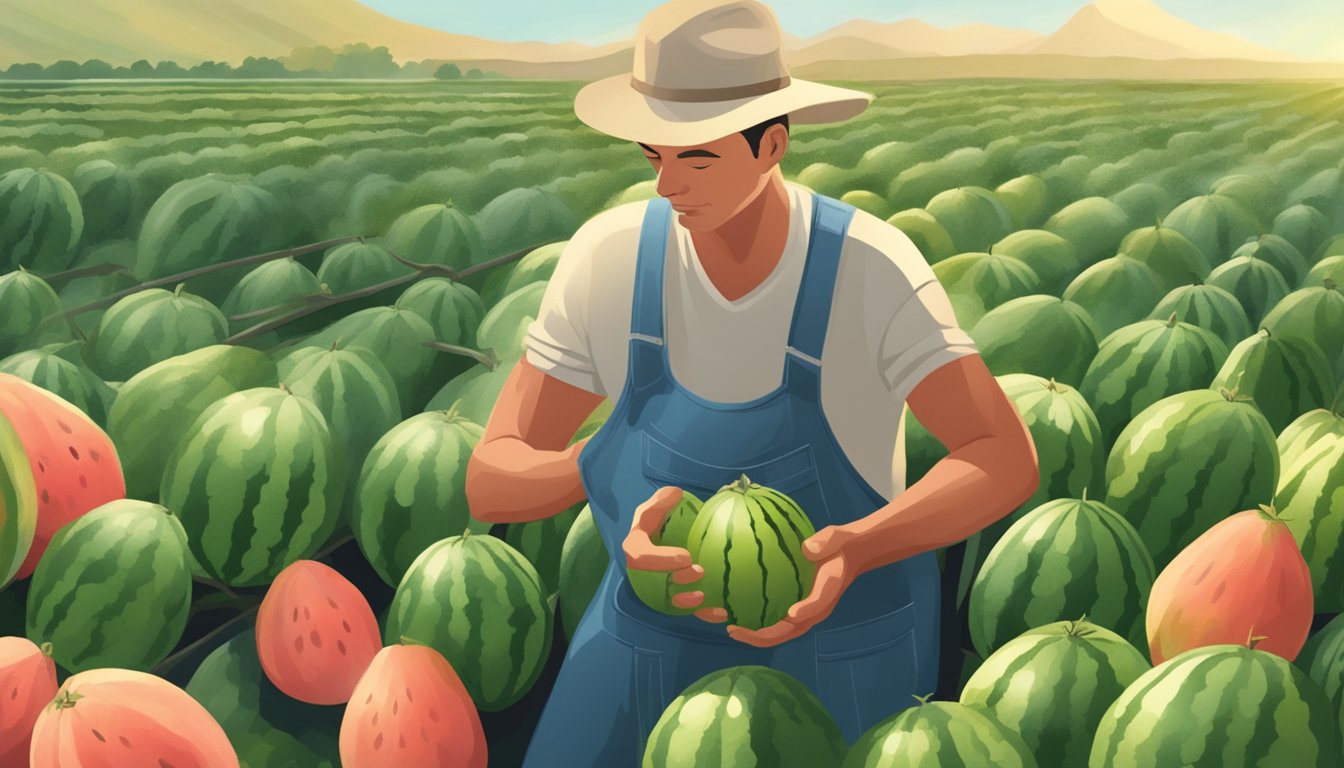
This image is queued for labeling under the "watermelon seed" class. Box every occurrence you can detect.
[374,732,383,750]
[399,734,407,749]
[421,725,429,742]
[405,686,413,703]
[428,708,439,722]
[310,630,322,648]
[393,698,399,715]
[120,736,131,748]
[37,461,44,473]
[68,445,79,459]
[337,639,347,655]
[303,606,311,620]
[373,711,379,726]
[342,619,352,633]
[79,475,87,488]
[92,728,106,742]
[58,420,73,435]
[327,597,338,609]
[294,636,304,653]
[292,607,299,622]
[9,687,16,700]
[159,760,176,768]
[365,692,373,704]
[89,449,100,463]
[41,489,49,504]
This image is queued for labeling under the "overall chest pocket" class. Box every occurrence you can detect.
[641,431,821,498]
[813,602,920,742]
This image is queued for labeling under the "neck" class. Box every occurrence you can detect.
[691,171,790,267]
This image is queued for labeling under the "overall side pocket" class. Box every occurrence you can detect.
[813,602,920,742]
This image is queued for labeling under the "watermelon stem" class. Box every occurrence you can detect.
[912,692,935,705]
[1247,625,1269,650]
[399,634,428,647]
[1188,271,1201,286]
[729,474,755,493]
[1081,486,1089,504]
[424,341,501,371]
[1165,311,1178,327]
[1324,278,1337,291]
[39,641,52,657]
[1257,503,1285,523]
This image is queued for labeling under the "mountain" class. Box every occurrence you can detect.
[0,0,629,67]
[1023,0,1299,61]
[799,19,1044,58]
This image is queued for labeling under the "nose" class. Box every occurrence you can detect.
[654,165,689,200]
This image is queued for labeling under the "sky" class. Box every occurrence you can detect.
[357,0,1344,60]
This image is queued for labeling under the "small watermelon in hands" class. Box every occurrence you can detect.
[29,667,239,768]
[0,636,57,765]
[687,475,816,630]
[627,488,702,616]
[0,373,126,582]
[1146,503,1313,665]
[256,559,382,705]
[340,640,487,768]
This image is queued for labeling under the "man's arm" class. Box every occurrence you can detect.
[465,357,606,525]
[841,353,1039,574]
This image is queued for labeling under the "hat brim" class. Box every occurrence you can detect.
[574,73,873,147]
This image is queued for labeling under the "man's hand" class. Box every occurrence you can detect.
[622,485,728,624]
[726,524,862,647]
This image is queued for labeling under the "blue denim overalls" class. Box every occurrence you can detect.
[521,192,941,766]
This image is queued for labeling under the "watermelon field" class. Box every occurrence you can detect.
[1,76,1344,765]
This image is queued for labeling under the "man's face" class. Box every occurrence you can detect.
[638,123,787,232]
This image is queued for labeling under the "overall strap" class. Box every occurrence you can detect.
[785,192,857,367]
[630,196,672,343]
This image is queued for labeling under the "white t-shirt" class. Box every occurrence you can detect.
[523,179,978,500]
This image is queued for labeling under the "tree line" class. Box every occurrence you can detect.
[0,43,504,80]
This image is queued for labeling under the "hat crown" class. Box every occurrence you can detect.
[634,0,790,99]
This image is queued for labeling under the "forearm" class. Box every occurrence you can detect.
[465,436,589,524]
[845,435,1038,574]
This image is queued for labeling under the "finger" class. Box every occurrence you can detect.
[786,568,844,624]
[670,590,704,609]
[632,486,685,536]
[669,564,704,585]
[727,620,798,648]
[803,526,849,562]
[627,544,693,572]
[695,606,728,623]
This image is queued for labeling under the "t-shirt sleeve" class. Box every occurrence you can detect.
[522,220,606,396]
[876,237,979,406]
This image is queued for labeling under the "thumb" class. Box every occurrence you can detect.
[803,526,851,561]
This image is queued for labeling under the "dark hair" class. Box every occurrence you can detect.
[740,114,790,158]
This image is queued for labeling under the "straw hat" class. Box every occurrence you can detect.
[574,0,874,147]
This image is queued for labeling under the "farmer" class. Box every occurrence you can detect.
[465,0,1039,763]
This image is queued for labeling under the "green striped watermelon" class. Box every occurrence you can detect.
[1044,196,1132,270]
[1079,314,1230,452]
[0,408,36,589]
[1146,281,1253,350]
[383,530,552,712]
[931,251,1042,329]
[1210,328,1335,434]
[280,342,400,522]
[477,240,564,308]
[1104,387,1279,571]
[970,296,1100,386]
[926,186,1015,254]
[628,489,703,616]
[396,276,487,391]
[968,494,1155,657]
[960,618,1149,768]
[995,174,1050,230]
[1162,193,1264,266]
[1090,643,1342,766]
[644,665,848,768]
[86,285,229,382]
[0,268,68,357]
[477,282,546,362]
[218,256,322,343]
[25,499,193,673]
[1061,254,1167,341]
[1297,612,1344,727]
[296,306,438,416]
[159,387,344,588]
[558,504,606,641]
[107,344,278,503]
[991,229,1081,295]
[72,159,142,243]
[1306,260,1344,288]
[0,344,116,428]
[1275,431,1344,613]
[1273,204,1331,264]
[686,475,816,631]
[1117,224,1213,292]
[1110,183,1174,232]
[1206,254,1292,326]
[506,500,583,598]
[384,203,481,274]
[1261,283,1344,381]
[350,405,491,589]
[473,188,579,277]
[315,240,412,311]
[133,174,288,305]
[1278,401,1344,476]
[1231,234,1311,289]
[886,209,956,265]
[996,374,1107,521]
[0,168,84,274]
[842,697,1037,768]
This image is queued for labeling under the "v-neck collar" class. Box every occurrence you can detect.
[676,182,810,311]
